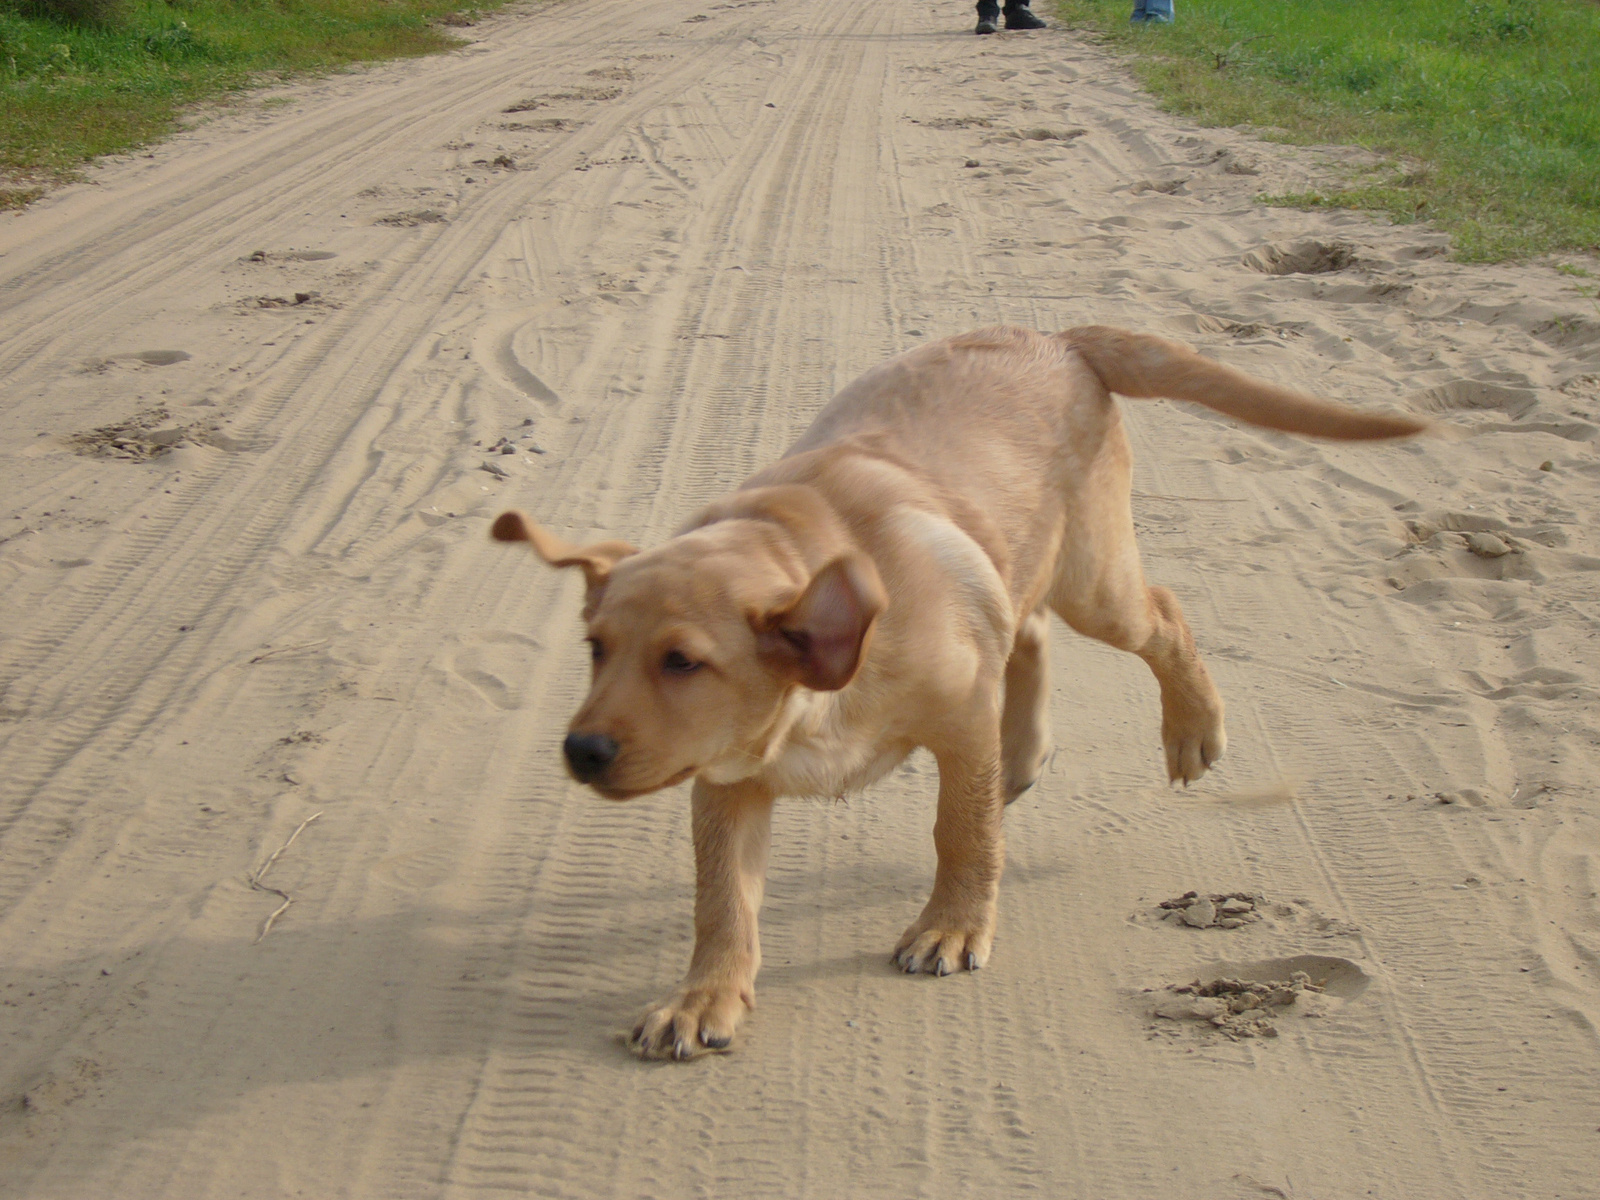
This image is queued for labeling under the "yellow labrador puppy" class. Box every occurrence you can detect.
[492,326,1424,1059]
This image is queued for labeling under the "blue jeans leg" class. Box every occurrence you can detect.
[1131,0,1175,21]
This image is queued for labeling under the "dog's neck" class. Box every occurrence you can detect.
[701,681,908,799]
[681,484,902,796]
[681,483,857,576]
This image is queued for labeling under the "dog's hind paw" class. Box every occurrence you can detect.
[893,911,995,976]
[1165,723,1225,785]
[629,982,750,1061]
[1162,699,1226,785]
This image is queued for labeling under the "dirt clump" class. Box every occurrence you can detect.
[1151,971,1324,1039]
[68,407,185,460]
[1159,891,1263,929]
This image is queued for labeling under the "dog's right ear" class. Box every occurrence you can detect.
[491,510,637,600]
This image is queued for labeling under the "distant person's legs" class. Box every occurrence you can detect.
[977,0,1046,33]
[1131,0,1175,22]
[1003,2,1048,30]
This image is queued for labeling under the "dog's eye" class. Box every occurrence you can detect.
[661,650,700,675]
[587,638,604,663]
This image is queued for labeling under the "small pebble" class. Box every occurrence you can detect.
[1465,531,1511,558]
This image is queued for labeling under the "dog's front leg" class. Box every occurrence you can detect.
[630,778,773,1060]
[893,723,1005,975]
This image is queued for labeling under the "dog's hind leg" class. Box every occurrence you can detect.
[1000,608,1052,803]
[630,779,773,1059]
[1048,432,1225,784]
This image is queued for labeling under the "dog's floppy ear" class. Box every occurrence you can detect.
[491,510,636,595]
[756,554,887,691]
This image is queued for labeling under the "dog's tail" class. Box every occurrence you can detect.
[1058,325,1428,440]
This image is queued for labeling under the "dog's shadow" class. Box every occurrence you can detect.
[0,815,1086,1176]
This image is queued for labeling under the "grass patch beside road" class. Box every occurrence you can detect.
[1054,0,1600,261]
[1,0,516,204]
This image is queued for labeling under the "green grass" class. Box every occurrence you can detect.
[1053,0,1600,261]
[1,0,519,204]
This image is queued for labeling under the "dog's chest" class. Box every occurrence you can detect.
[759,694,913,799]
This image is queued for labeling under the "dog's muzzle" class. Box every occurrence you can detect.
[564,732,620,784]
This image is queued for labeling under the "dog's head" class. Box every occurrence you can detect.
[492,505,885,798]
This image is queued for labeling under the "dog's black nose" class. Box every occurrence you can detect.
[564,732,620,782]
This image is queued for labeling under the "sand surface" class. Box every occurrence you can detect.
[3,1,1599,1195]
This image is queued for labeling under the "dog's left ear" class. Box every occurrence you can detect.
[756,554,887,691]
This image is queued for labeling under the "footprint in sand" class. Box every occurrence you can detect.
[1242,240,1355,276]
[470,314,563,406]
[918,116,995,130]
[1383,511,1553,617]
[370,845,455,893]
[241,292,330,312]
[1531,314,1600,351]
[446,634,543,711]
[79,350,192,372]
[502,87,622,114]
[1129,177,1188,195]
[1414,377,1540,420]
[450,662,519,711]
[1192,314,1305,342]
[1411,378,1598,442]
[376,209,448,227]
[243,249,338,263]
[500,117,582,133]
[134,350,191,366]
[991,126,1087,144]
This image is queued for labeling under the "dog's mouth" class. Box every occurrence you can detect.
[589,765,696,800]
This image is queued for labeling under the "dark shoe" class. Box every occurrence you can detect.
[975,0,1000,33]
[975,16,998,32]
[1003,4,1047,29]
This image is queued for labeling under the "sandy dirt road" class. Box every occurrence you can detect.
[2,1,1599,1196]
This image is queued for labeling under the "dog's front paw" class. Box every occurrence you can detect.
[629,982,751,1061]
[892,908,995,976]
